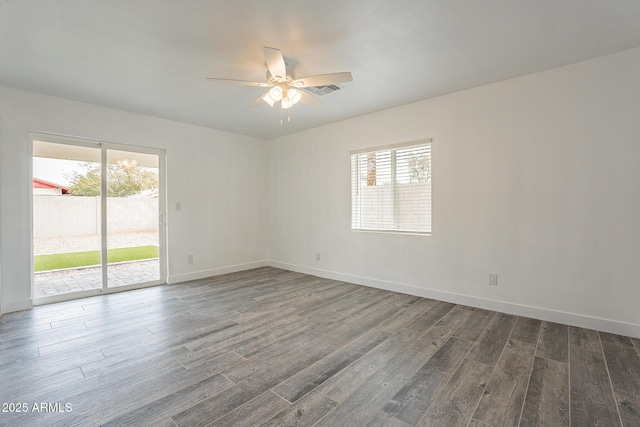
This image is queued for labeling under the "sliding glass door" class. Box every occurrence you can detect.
[106,149,161,288]
[33,140,104,300]
[32,134,165,304]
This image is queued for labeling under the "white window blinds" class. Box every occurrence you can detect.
[351,141,431,234]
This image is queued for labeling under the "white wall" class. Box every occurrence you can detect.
[268,48,640,338]
[0,85,268,312]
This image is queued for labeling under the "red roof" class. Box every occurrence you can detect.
[33,178,69,194]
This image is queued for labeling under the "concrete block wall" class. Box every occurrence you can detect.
[33,196,158,237]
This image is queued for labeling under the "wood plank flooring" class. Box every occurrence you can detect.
[0,267,638,426]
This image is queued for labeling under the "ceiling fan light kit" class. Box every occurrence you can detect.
[281,97,293,110]
[288,88,302,104]
[206,46,353,118]
[261,93,276,107]
[268,85,283,101]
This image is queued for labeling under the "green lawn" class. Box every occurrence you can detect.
[34,246,159,272]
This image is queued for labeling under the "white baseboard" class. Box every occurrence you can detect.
[268,260,640,339]
[2,298,33,314]
[167,260,268,285]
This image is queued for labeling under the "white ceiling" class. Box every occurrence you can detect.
[2,1,640,140]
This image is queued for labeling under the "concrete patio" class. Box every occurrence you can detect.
[34,258,160,298]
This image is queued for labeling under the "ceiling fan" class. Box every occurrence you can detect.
[206,47,353,110]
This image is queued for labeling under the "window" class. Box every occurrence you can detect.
[351,140,431,234]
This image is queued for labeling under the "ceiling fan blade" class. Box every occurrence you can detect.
[206,77,270,87]
[263,47,287,82]
[292,72,353,88]
[299,90,323,107]
[249,91,273,108]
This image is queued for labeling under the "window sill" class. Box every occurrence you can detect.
[351,229,431,237]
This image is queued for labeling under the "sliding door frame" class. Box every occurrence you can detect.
[30,132,167,305]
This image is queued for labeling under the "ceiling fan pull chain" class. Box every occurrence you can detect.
[280,106,283,125]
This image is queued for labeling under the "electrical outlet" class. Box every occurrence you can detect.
[175,202,182,211]
[316,252,321,261]
[489,273,498,286]
[187,254,194,264]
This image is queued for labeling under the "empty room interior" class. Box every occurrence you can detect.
[1,1,639,426]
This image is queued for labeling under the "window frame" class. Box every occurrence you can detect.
[350,139,432,236]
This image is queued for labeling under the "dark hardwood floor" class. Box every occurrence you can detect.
[0,267,638,426]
